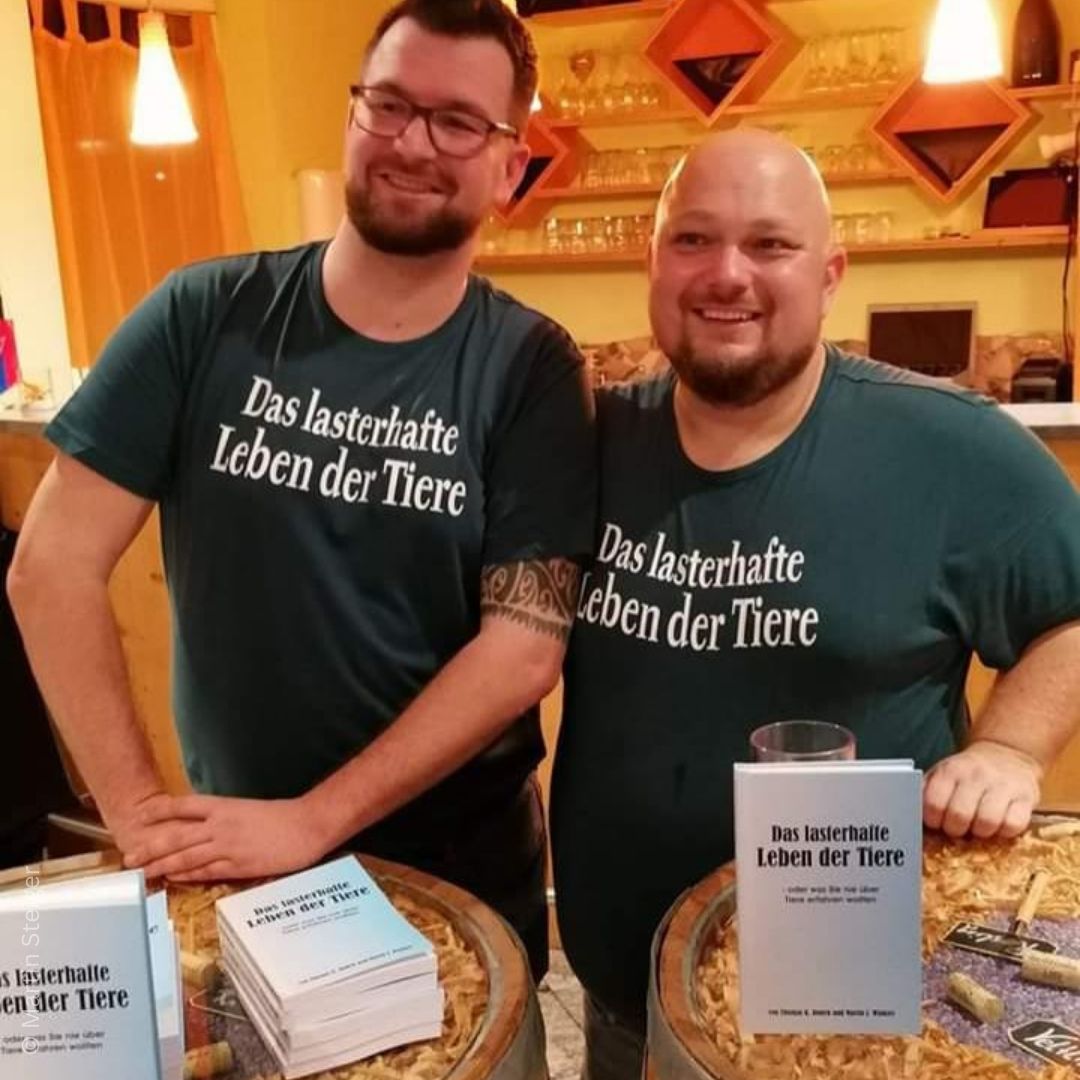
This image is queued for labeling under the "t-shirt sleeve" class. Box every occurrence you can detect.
[939,404,1080,669]
[45,272,197,500]
[481,321,597,567]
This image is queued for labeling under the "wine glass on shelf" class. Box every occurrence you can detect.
[568,49,596,119]
[553,53,578,119]
[802,37,830,94]
[846,32,872,89]
[870,28,902,86]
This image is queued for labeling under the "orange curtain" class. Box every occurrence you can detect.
[29,0,250,369]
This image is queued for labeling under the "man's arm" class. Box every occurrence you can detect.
[128,558,582,881]
[6,453,180,850]
[923,619,1080,838]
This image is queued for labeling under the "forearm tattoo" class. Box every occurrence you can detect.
[480,558,581,642]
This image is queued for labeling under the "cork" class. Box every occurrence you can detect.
[1037,821,1080,840]
[183,1041,234,1079]
[1020,950,1080,991]
[180,950,220,990]
[1011,869,1052,934]
[946,971,1005,1023]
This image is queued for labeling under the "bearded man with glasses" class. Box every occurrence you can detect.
[9,0,594,984]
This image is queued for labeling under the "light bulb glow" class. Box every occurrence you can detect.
[924,0,1003,84]
[130,12,198,145]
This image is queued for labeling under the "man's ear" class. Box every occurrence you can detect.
[821,245,848,318]
[495,141,531,208]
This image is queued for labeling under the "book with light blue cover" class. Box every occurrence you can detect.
[146,890,184,1079]
[0,868,161,1080]
[215,856,437,1011]
[734,760,922,1036]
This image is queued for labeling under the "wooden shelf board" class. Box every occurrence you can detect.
[539,183,664,198]
[726,89,890,115]
[1012,83,1077,101]
[525,0,671,25]
[545,106,697,128]
[476,228,1068,270]
[825,170,908,185]
[851,228,1069,256]
[534,171,907,200]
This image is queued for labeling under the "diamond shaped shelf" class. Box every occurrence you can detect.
[869,77,1035,204]
[495,114,574,224]
[642,0,799,124]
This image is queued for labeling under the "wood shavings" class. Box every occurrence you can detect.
[692,832,1080,1079]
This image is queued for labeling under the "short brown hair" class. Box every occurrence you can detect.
[364,0,538,130]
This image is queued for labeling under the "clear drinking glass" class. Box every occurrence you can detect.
[750,721,856,762]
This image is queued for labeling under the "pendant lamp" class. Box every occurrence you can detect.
[130,10,198,145]
[924,0,1003,84]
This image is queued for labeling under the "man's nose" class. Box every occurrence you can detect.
[394,113,439,159]
[701,245,753,294]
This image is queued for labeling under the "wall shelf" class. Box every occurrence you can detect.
[534,169,907,200]
[643,0,800,123]
[476,228,1069,271]
[545,107,697,128]
[725,88,891,116]
[524,0,672,26]
[1011,83,1078,101]
[540,183,664,198]
[870,77,1036,203]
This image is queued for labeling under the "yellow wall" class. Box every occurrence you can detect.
[212,0,1079,345]
[0,0,73,395]
[486,0,1080,345]
[215,0,397,251]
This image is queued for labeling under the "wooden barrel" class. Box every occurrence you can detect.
[647,808,1080,1080]
[0,851,545,1080]
[647,864,739,1080]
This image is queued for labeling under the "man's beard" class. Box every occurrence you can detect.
[346,173,478,256]
[668,337,816,407]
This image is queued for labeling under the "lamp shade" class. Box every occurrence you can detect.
[130,11,197,145]
[924,0,1003,84]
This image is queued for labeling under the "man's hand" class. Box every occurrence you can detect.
[922,740,1042,839]
[121,794,332,882]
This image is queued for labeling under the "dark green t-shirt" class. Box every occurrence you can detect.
[47,242,595,846]
[552,349,1080,1026]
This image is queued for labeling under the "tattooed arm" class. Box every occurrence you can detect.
[480,558,581,640]
[128,558,583,880]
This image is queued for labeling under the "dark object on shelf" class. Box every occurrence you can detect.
[674,53,760,107]
[511,155,554,204]
[897,125,1009,190]
[1057,363,1075,401]
[1012,0,1060,88]
[518,0,640,14]
[984,166,1077,228]
[1011,355,1064,403]
[867,303,975,379]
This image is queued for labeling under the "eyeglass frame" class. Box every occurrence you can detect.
[348,84,520,159]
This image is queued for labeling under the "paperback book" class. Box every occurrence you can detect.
[216,856,443,1077]
[734,760,923,1035]
[0,867,162,1079]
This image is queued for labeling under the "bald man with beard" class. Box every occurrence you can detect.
[551,131,1080,1079]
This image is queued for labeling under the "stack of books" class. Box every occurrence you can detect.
[216,856,443,1078]
[146,891,184,1079]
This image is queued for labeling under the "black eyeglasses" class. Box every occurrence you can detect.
[349,85,519,159]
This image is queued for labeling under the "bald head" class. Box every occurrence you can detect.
[657,129,833,249]
[647,128,846,409]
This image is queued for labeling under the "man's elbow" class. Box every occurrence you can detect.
[5,534,62,626]
[6,541,38,620]
[513,639,565,707]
